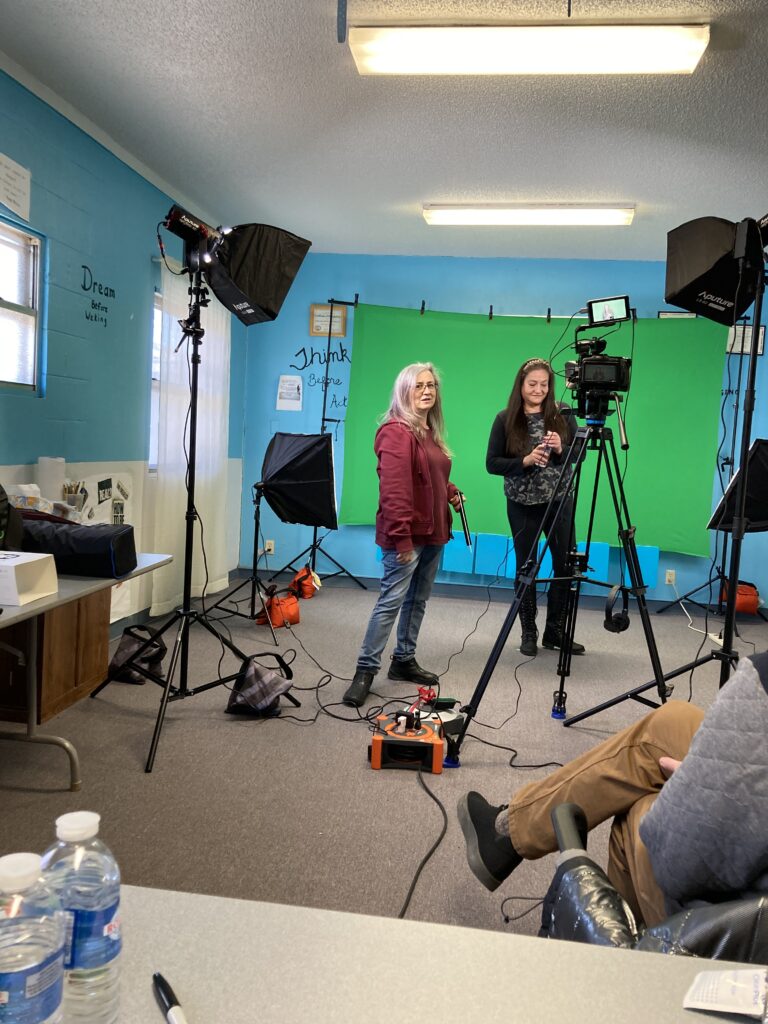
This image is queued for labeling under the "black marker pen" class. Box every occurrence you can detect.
[153,972,189,1024]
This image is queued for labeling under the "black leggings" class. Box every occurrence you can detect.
[506,497,574,618]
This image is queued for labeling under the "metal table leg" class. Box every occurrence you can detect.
[0,617,81,791]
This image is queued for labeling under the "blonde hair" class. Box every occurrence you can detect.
[380,362,451,455]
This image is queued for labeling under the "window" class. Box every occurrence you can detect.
[0,219,41,387]
[148,291,163,470]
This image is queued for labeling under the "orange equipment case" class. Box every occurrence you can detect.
[369,712,444,774]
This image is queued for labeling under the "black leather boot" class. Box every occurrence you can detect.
[343,669,375,707]
[518,585,538,657]
[387,657,438,685]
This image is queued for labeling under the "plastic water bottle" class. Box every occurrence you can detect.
[41,813,121,1024]
[0,852,65,1024]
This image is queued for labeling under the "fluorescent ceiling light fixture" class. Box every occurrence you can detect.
[349,24,709,75]
[423,204,636,226]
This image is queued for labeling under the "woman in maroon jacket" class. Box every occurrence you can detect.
[343,362,462,708]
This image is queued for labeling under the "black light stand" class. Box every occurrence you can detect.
[655,316,753,617]
[444,395,668,765]
[204,484,279,645]
[628,218,766,697]
[92,272,298,771]
[716,249,765,687]
[269,294,367,589]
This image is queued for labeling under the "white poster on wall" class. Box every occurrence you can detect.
[0,151,31,221]
[277,374,303,411]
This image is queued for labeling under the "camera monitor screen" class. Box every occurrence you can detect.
[587,295,631,327]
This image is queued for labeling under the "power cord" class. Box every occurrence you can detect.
[397,764,448,919]
[500,895,544,925]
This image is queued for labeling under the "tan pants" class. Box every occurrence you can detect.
[508,700,704,926]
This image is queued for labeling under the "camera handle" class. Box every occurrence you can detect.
[610,393,629,450]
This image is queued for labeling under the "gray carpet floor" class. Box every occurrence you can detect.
[2,577,765,938]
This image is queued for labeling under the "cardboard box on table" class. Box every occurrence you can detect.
[0,552,58,606]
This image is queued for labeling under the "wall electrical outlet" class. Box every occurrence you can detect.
[264,539,275,555]
[665,569,676,585]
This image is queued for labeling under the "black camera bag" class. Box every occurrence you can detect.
[22,520,137,578]
[0,484,23,551]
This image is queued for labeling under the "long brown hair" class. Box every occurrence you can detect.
[380,362,451,455]
[504,358,567,456]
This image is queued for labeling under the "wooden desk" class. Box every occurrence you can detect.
[119,884,747,1024]
[0,553,171,791]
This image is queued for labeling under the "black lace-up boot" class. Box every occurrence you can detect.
[518,585,538,657]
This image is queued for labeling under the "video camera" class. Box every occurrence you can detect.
[564,295,633,419]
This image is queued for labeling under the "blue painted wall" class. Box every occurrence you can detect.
[241,253,768,602]
[0,69,246,467]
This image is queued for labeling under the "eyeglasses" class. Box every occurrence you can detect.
[413,382,438,393]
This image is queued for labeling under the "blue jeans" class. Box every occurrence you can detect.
[356,545,443,673]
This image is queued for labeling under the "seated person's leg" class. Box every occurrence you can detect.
[508,701,703,859]
[458,701,703,891]
[608,793,667,927]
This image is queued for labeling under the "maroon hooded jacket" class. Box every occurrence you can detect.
[373,421,458,553]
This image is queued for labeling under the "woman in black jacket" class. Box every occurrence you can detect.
[486,358,584,657]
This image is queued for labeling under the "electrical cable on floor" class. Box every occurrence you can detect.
[397,763,448,919]
[500,895,544,925]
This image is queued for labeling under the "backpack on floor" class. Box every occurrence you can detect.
[225,653,294,716]
[108,625,167,684]
[255,586,301,628]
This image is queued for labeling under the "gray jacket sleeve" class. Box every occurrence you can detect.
[639,655,768,904]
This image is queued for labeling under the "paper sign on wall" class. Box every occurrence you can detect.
[277,375,303,411]
[0,151,31,221]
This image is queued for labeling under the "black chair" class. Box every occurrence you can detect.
[540,803,768,962]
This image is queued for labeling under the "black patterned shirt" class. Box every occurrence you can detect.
[486,409,575,507]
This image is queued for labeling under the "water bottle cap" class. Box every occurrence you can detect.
[0,853,43,893]
[55,811,101,842]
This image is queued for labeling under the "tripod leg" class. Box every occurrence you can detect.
[564,429,668,726]
[313,543,368,589]
[250,576,279,645]
[145,616,185,773]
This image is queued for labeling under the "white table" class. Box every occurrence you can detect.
[0,553,171,790]
[120,884,749,1024]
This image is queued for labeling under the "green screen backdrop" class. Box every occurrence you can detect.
[340,304,726,557]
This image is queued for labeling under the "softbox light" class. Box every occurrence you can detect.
[665,216,764,325]
[164,206,311,327]
[207,224,311,326]
[708,438,768,533]
[260,433,337,529]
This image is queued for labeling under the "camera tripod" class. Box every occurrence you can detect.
[551,411,668,726]
[445,393,668,766]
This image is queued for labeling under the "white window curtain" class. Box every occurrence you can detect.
[150,265,231,616]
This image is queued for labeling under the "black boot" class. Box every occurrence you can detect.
[518,585,538,657]
[387,657,438,685]
[457,792,523,891]
[343,669,375,707]
[542,584,585,655]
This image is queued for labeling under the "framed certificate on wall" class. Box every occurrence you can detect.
[310,303,347,337]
